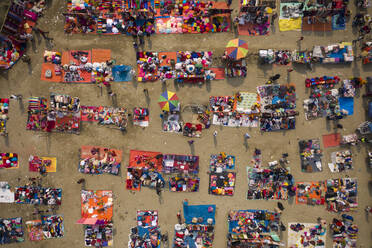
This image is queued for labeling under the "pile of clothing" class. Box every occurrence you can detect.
[14,186,62,205]
[227,210,282,247]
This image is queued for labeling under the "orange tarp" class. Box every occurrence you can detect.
[209,67,225,80]
[80,145,122,163]
[322,133,341,148]
[81,190,113,221]
[128,150,162,172]
[158,52,177,67]
[212,2,229,9]
[61,51,70,65]
[41,63,62,82]
[92,49,111,63]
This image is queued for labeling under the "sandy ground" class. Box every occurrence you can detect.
[0,0,372,247]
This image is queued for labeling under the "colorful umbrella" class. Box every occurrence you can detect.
[158,91,180,112]
[225,39,248,60]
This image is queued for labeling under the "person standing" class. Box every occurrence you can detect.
[271,12,278,25]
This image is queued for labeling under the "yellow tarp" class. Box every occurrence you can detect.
[41,157,57,172]
[279,18,302,31]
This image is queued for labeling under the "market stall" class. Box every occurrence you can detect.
[79,146,122,175]
[80,190,113,222]
[173,201,216,248]
[84,223,113,247]
[239,1,271,35]
[328,150,353,172]
[209,153,235,173]
[78,190,114,246]
[14,186,62,205]
[169,176,200,192]
[291,50,313,64]
[133,107,149,127]
[162,154,199,174]
[312,42,354,64]
[126,150,163,191]
[227,210,281,247]
[0,181,14,203]
[288,222,326,248]
[0,0,46,70]
[0,217,24,244]
[247,158,294,200]
[208,171,236,196]
[258,84,297,131]
[361,41,372,64]
[259,49,292,65]
[97,106,129,130]
[26,94,81,134]
[296,181,326,206]
[128,210,162,248]
[65,0,155,35]
[325,178,358,212]
[210,94,257,127]
[330,216,358,247]
[223,39,248,78]
[0,98,9,136]
[0,152,18,169]
[299,139,323,172]
[158,90,183,133]
[29,155,57,173]
[40,215,64,239]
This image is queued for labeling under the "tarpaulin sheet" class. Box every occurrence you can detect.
[91,49,111,63]
[29,156,57,172]
[332,14,346,30]
[279,18,302,31]
[209,67,225,80]
[322,133,341,148]
[76,218,99,225]
[81,190,113,221]
[128,150,163,171]
[339,97,354,115]
[112,65,132,82]
[183,201,216,225]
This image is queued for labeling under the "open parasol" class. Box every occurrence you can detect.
[225,39,248,60]
[158,91,180,112]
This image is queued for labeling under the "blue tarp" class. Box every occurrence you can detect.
[112,65,133,82]
[272,96,284,104]
[339,97,354,115]
[332,14,346,30]
[369,102,372,118]
[183,201,216,225]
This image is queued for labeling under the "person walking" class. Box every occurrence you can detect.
[143,88,149,96]
[21,54,31,64]
[133,41,138,51]
[34,27,53,41]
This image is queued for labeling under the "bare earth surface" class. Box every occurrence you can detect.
[0,1,372,247]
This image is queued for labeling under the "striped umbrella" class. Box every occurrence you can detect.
[225,39,248,60]
[158,91,180,112]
